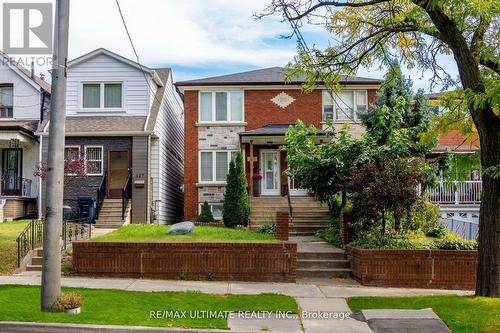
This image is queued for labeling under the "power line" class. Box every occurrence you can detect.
[114,0,184,121]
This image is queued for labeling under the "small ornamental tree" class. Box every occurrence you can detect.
[34,156,87,186]
[197,201,214,223]
[222,151,249,227]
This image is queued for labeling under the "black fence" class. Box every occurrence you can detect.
[16,218,92,268]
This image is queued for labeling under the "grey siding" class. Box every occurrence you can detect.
[132,136,150,223]
[153,73,184,224]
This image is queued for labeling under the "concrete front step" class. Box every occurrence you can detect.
[94,225,124,229]
[26,264,42,272]
[290,231,317,236]
[31,256,43,265]
[297,268,352,278]
[297,259,350,269]
[298,251,346,260]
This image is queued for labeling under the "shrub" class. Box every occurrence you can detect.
[316,226,343,247]
[425,221,447,238]
[349,233,426,249]
[223,151,249,227]
[197,201,214,223]
[258,224,276,235]
[431,233,478,250]
[52,292,83,311]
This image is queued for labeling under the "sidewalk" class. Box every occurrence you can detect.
[0,275,471,333]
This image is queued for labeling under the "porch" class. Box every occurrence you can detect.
[239,124,325,198]
[0,130,39,220]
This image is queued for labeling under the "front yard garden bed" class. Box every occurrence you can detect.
[348,294,500,333]
[347,246,477,290]
[0,285,297,329]
[74,225,296,282]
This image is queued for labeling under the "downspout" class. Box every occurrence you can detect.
[38,135,43,219]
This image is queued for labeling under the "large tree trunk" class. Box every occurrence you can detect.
[420,1,500,297]
[474,109,500,297]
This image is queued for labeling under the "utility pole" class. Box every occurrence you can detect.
[41,0,70,311]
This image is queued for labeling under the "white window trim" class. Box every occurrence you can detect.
[79,81,125,112]
[84,145,104,176]
[198,150,237,184]
[322,89,368,123]
[64,145,81,176]
[0,84,14,119]
[198,90,245,123]
[198,202,223,220]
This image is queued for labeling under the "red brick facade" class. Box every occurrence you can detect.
[182,88,378,220]
[73,241,297,282]
[347,246,477,290]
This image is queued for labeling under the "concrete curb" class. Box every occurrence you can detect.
[0,321,257,333]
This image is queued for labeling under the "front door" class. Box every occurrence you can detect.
[260,150,280,196]
[107,150,130,199]
[1,148,22,196]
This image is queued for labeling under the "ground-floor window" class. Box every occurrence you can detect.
[85,146,103,175]
[199,202,223,220]
[199,150,237,182]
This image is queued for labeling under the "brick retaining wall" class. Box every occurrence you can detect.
[347,246,477,290]
[73,241,297,282]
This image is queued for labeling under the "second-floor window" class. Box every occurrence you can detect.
[199,150,237,182]
[0,84,14,118]
[82,82,123,109]
[322,90,367,122]
[199,91,243,122]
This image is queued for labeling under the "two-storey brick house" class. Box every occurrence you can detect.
[176,67,383,224]
[37,48,184,226]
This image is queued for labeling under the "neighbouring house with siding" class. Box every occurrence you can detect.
[37,48,183,226]
[0,51,51,221]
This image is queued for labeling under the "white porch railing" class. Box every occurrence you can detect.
[423,180,482,204]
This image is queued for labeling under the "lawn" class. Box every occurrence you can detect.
[0,285,297,329]
[348,295,500,333]
[0,221,30,275]
[93,224,278,243]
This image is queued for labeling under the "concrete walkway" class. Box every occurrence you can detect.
[0,276,471,333]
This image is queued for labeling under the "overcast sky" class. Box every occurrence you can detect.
[1,0,459,92]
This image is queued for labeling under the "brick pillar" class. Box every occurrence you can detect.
[276,211,289,241]
[340,212,351,245]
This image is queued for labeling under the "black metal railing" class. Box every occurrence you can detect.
[62,218,92,251]
[122,173,132,220]
[2,177,32,197]
[284,184,293,220]
[95,173,107,219]
[16,219,43,268]
[16,218,92,267]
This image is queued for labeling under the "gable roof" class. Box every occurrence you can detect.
[68,48,163,87]
[176,67,384,88]
[0,50,51,93]
[145,68,172,131]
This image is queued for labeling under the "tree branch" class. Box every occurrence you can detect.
[479,56,500,74]
[286,0,391,21]
[470,16,490,58]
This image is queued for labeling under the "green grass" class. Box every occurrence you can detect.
[0,220,30,274]
[0,285,297,329]
[93,225,278,243]
[348,295,500,333]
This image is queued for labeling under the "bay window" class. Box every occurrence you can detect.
[322,90,368,121]
[0,84,14,118]
[199,91,243,122]
[199,151,237,182]
[82,82,123,109]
